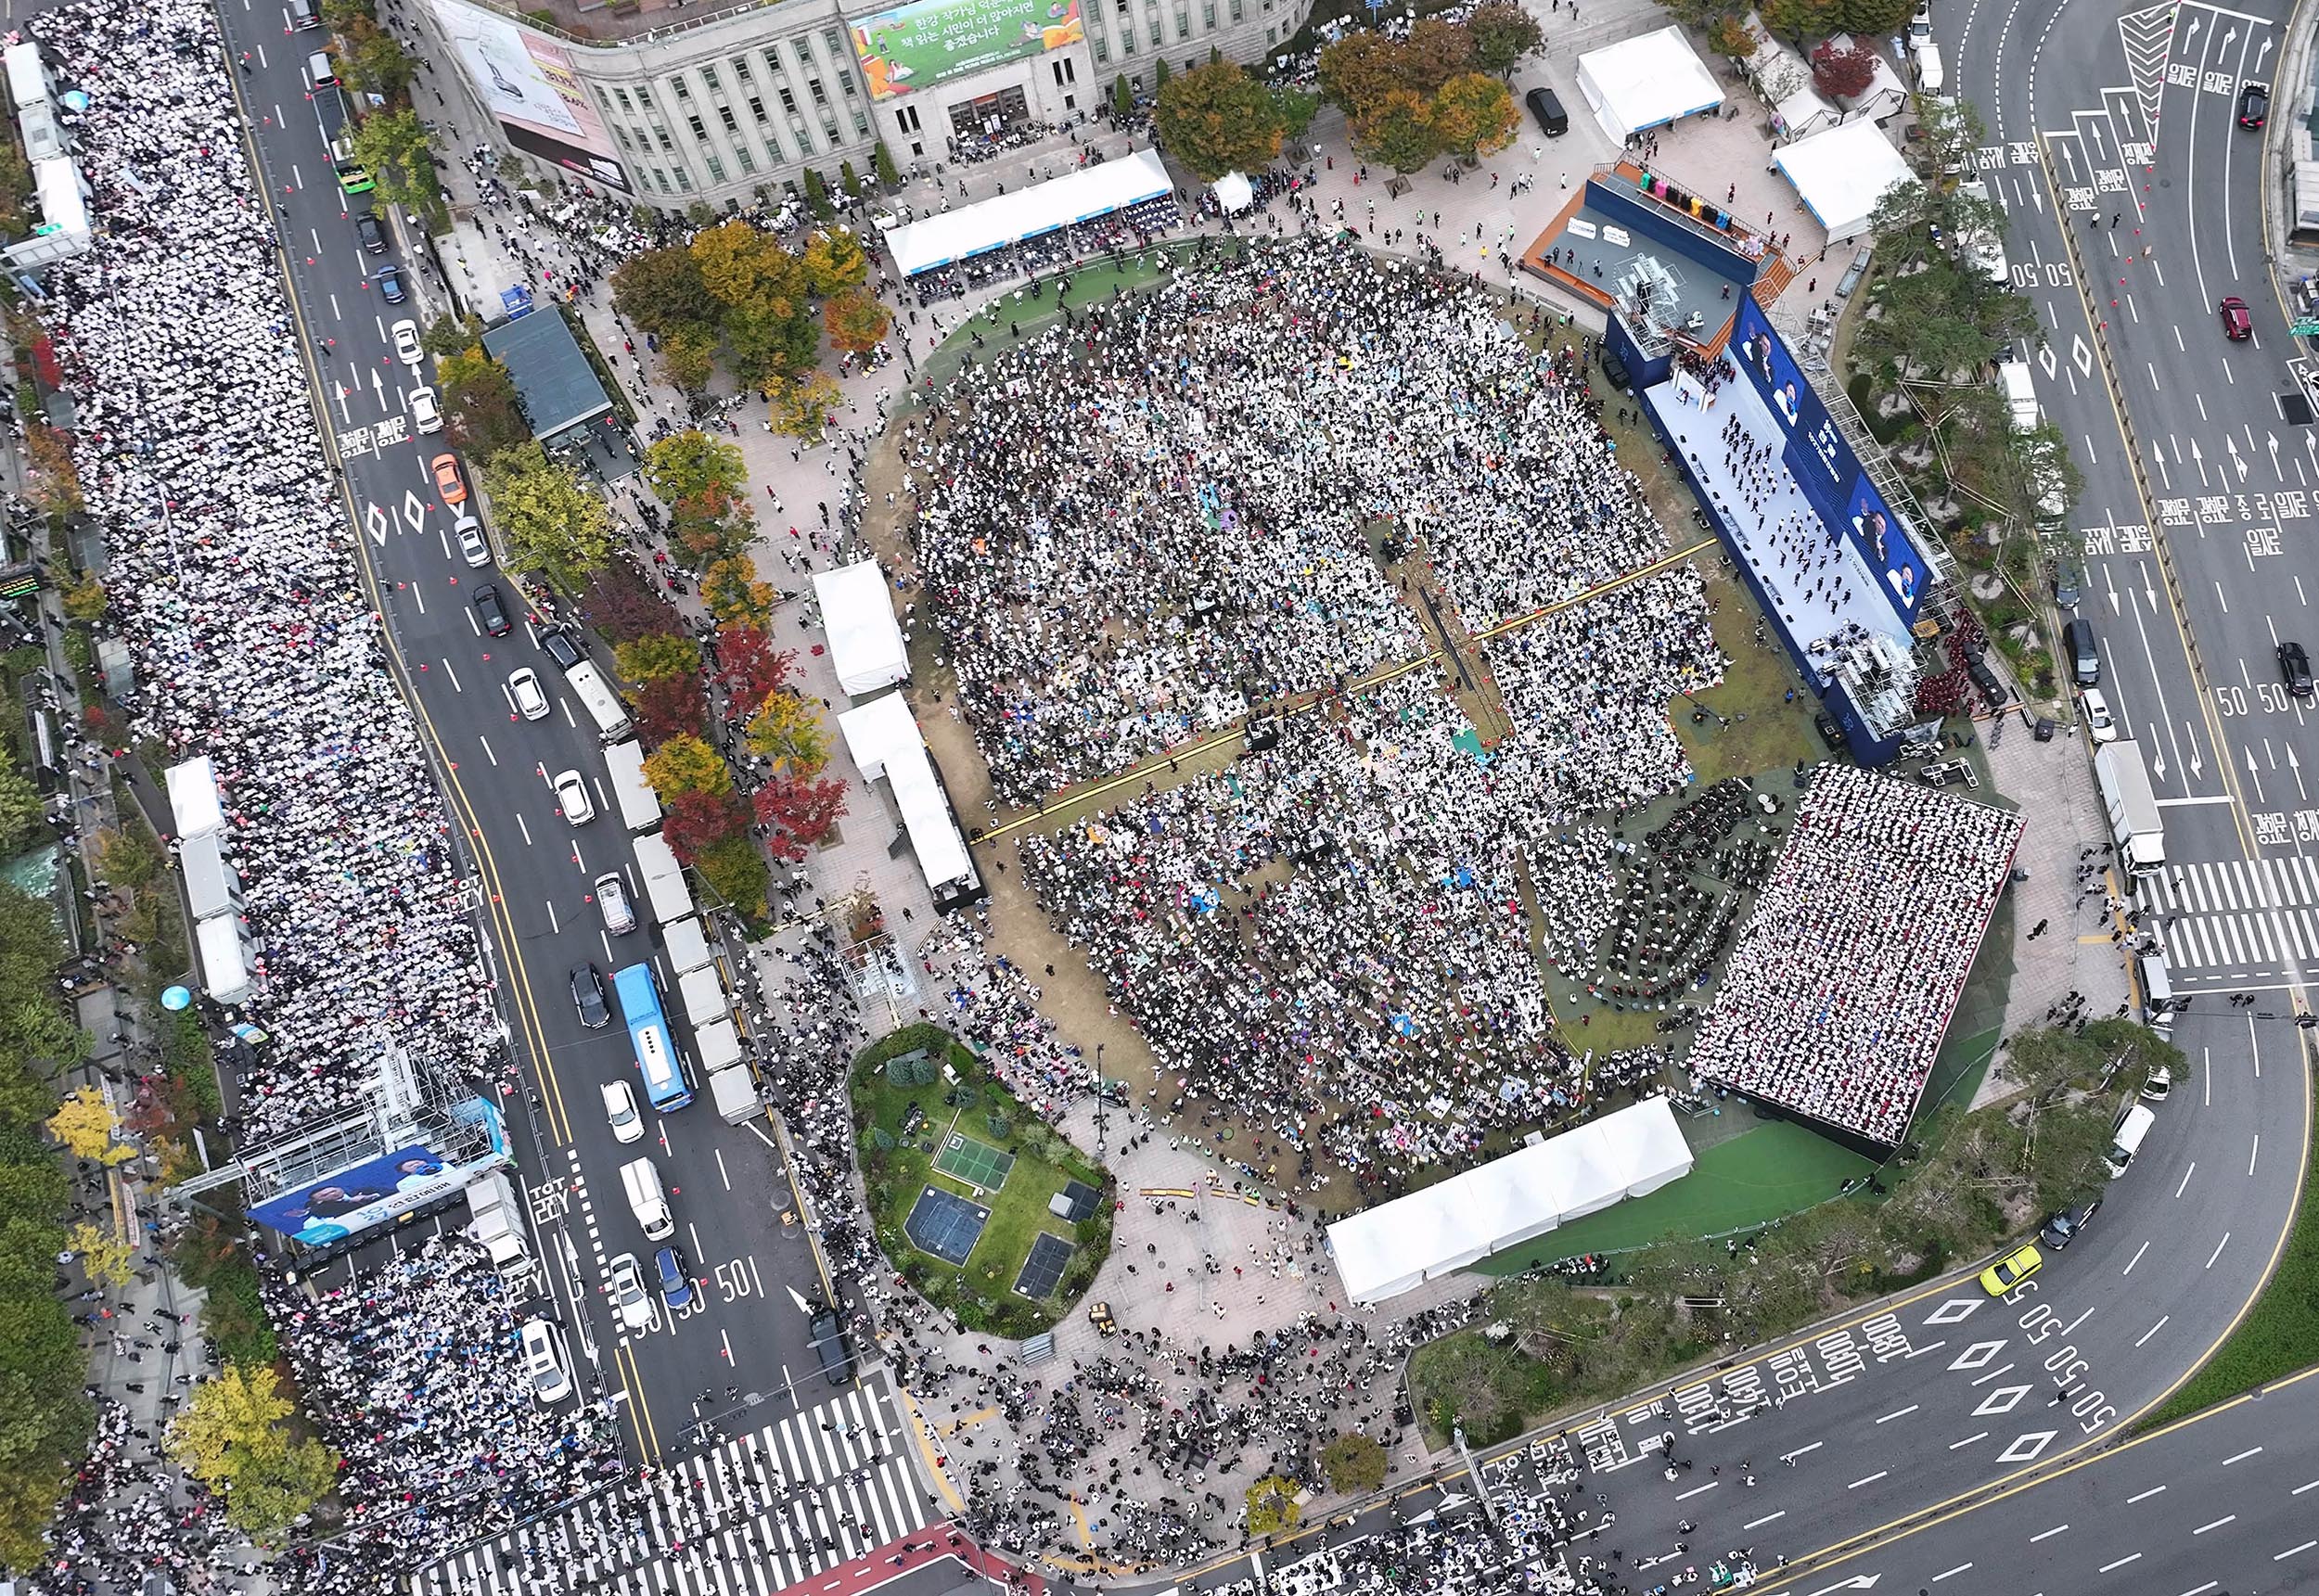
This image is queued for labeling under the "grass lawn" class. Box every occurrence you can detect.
[2143,1109,2319,1428]
[851,1025,1113,1338]
[1471,1120,1876,1273]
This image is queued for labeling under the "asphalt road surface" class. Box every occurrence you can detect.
[210,0,833,1478]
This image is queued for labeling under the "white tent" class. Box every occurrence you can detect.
[196,915,254,1005]
[886,147,1172,277]
[1326,1097,1694,1304]
[837,693,975,893]
[1739,19,1836,140]
[1211,171,1254,213]
[1575,27,1723,144]
[1774,118,1918,242]
[165,757,226,839]
[813,560,910,696]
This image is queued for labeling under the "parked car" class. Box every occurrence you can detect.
[2239,80,2269,128]
[653,1245,695,1310]
[2281,639,2314,698]
[506,667,549,721]
[1979,1243,2042,1296]
[2080,686,2118,745]
[2038,1199,2101,1250]
[606,1253,652,1332]
[570,963,610,1028]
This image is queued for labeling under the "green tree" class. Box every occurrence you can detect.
[1844,0,1915,32]
[435,346,532,459]
[985,1110,1013,1142]
[1154,57,1172,91]
[0,767,44,855]
[873,140,901,188]
[1319,1431,1387,1493]
[477,440,614,589]
[340,20,415,100]
[802,167,835,220]
[59,573,105,623]
[1271,83,1322,147]
[349,109,440,211]
[644,734,734,801]
[1762,0,1842,43]
[1112,72,1133,119]
[1348,89,1441,174]
[612,247,719,341]
[694,832,770,917]
[1153,61,1287,181]
[646,429,750,505]
[839,159,863,198]
[744,692,830,775]
[614,632,702,683]
[768,371,843,439]
[1429,72,1518,163]
[1244,1475,1300,1537]
[167,1365,340,1537]
[1709,14,1759,57]
[1467,2,1544,75]
[660,326,719,395]
[801,228,871,296]
[421,312,483,358]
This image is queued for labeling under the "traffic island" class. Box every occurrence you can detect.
[851,1024,1113,1338]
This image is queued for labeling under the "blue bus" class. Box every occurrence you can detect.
[612,963,690,1112]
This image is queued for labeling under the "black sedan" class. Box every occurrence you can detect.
[2039,1199,2101,1250]
[2239,81,2269,129]
[472,584,511,638]
[570,963,610,1028]
[2281,639,2314,698]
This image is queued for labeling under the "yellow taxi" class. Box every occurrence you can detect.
[1979,1243,2043,1296]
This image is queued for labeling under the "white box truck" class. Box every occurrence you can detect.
[567,660,634,743]
[678,964,727,1028]
[632,832,695,925]
[2094,740,2165,877]
[620,1156,674,1240]
[603,739,663,832]
[464,1170,534,1279]
[661,915,715,977]
[708,1064,761,1124]
[1996,360,2038,431]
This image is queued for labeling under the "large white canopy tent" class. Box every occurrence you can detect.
[1774,118,1919,242]
[1326,1097,1694,1304]
[885,147,1171,278]
[1574,27,1723,144]
[837,693,975,894]
[813,559,910,696]
[165,756,225,838]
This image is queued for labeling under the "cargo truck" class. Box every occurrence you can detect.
[2094,739,2165,877]
[603,739,662,832]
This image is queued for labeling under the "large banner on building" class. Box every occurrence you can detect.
[248,1143,470,1245]
[427,0,632,193]
[848,0,1083,100]
[1730,296,1928,627]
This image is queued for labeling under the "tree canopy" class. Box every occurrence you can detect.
[477,440,614,589]
[1154,60,1287,181]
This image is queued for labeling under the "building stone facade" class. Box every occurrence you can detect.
[419,0,1314,213]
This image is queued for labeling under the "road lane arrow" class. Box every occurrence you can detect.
[2248,746,2266,803]
[2271,431,2285,479]
[2192,439,2210,486]
[2258,34,2275,68]
[2106,562,2121,614]
[2227,436,2249,480]
[2188,731,2205,780]
[2222,24,2237,48]
[2143,558,2158,611]
[2153,745,2170,782]
[2291,745,2306,800]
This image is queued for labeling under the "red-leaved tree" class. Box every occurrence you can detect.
[634,672,706,747]
[661,789,749,864]
[714,623,797,709]
[584,568,685,645]
[753,774,849,862]
[1810,41,1877,100]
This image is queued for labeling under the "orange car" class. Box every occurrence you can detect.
[430,453,468,506]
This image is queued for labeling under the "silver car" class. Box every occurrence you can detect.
[607,1252,653,1332]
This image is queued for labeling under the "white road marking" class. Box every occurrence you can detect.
[2134,1315,2168,1347]
[2193,1515,2236,1535]
[2124,1240,2151,1274]
[1949,1432,1989,1449]
[1847,1471,1888,1489]
[2030,1525,2069,1543]
[2221,1446,2263,1466]
[2128,1485,2167,1503]
[1875,1405,1918,1424]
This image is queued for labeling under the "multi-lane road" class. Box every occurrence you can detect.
[209,0,839,1480]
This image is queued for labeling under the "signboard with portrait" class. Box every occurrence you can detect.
[428,0,631,193]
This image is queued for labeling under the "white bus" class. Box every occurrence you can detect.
[631,831,695,926]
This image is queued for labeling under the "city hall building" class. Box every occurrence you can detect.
[417,0,1311,213]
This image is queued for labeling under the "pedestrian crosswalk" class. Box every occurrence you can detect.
[2143,855,2319,975]
[416,1382,931,1596]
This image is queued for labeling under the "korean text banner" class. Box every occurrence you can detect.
[850,0,1084,100]
[247,1143,467,1245]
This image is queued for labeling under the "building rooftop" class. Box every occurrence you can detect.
[468,0,788,50]
[480,304,614,442]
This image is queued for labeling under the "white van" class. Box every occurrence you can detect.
[303,50,337,90]
[1912,39,1944,92]
[2106,1102,2157,1178]
[2138,950,2175,1040]
[621,1156,674,1240]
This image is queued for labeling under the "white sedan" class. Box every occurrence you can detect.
[507,668,549,721]
[602,1079,644,1143]
[409,385,443,434]
[2081,686,2119,745]
[390,319,424,367]
[551,768,595,825]
[606,1252,653,1333]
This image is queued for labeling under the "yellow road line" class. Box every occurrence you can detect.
[895,1386,967,1514]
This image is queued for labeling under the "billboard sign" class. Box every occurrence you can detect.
[1730,296,1928,626]
[427,0,631,193]
[248,1143,468,1245]
[848,0,1084,100]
